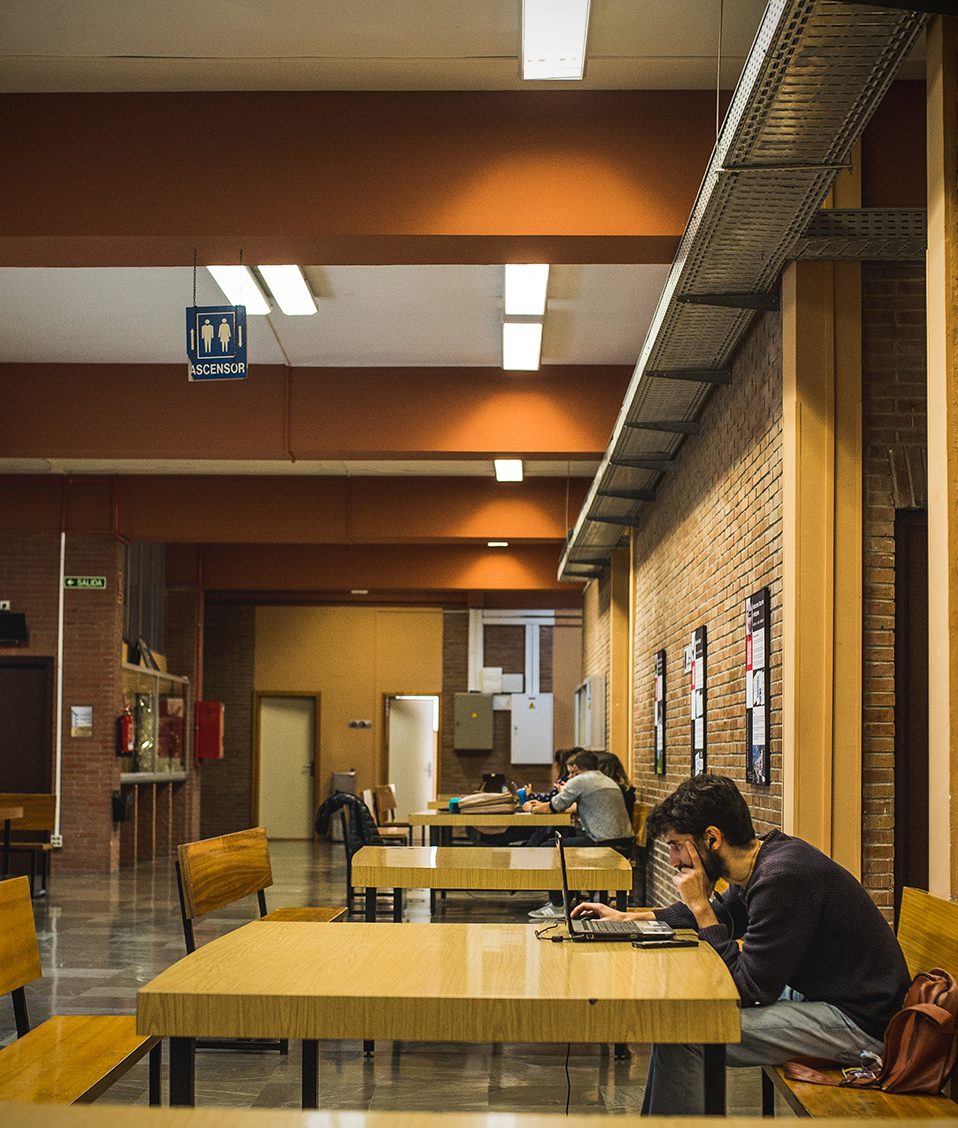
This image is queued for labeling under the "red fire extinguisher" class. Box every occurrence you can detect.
[117,705,135,755]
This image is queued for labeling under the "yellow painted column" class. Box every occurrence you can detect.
[925,17,958,899]
[781,254,862,873]
[609,546,631,773]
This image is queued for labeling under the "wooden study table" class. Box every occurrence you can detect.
[0,805,23,876]
[351,844,633,920]
[5,1107,914,1128]
[137,920,740,1114]
[409,809,573,846]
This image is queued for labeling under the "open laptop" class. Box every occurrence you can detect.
[556,834,673,942]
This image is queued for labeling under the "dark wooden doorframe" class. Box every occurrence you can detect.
[893,509,928,924]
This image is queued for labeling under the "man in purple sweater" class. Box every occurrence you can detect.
[572,773,910,1115]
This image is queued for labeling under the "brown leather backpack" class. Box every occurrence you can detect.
[783,968,958,1095]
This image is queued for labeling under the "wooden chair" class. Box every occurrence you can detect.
[176,826,346,952]
[176,827,346,1055]
[374,785,413,843]
[0,876,161,1104]
[761,886,958,1118]
[363,788,409,843]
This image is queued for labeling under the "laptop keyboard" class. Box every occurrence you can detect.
[577,918,641,933]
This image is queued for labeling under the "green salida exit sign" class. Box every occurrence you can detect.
[64,576,107,590]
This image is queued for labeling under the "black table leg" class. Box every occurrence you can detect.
[2,818,11,876]
[302,1039,319,1108]
[393,888,402,922]
[762,1066,776,1115]
[148,1041,162,1106]
[168,1037,196,1106]
[365,888,377,921]
[703,1044,726,1115]
[616,890,627,911]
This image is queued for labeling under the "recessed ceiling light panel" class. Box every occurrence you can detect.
[502,322,543,371]
[259,265,317,316]
[522,0,591,81]
[494,460,524,482]
[504,264,550,316]
[207,266,272,316]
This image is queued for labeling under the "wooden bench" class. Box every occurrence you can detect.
[762,886,958,1118]
[0,876,160,1104]
[0,793,58,896]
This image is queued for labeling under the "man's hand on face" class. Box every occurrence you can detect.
[672,838,715,915]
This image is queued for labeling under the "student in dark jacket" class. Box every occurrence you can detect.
[572,773,910,1116]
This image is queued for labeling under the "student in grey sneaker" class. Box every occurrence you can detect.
[526,749,634,918]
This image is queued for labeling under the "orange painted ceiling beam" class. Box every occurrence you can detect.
[1,475,591,545]
[0,90,721,266]
[188,542,580,596]
[0,363,630,462]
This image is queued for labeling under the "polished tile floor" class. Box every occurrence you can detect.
[2,839,789,1114]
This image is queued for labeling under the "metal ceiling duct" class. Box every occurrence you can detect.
[558,0,927,581]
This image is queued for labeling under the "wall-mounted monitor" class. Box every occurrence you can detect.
[0,611,27,644]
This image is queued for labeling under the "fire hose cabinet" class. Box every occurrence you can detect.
[196,701,225,760]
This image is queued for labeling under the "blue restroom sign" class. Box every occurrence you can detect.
[187,305,248,380]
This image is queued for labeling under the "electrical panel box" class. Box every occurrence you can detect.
[574,675,606,751]
[511,693,553,764]
[454,692,494,749]
[196,701,225,760]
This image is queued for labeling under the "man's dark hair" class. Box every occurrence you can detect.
[571,749,599,772]
[646,773,755,847]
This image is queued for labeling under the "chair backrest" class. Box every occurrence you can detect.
[177,827,274,924]
[374,784,399,824]
[898,886,958,980]
[632,802,649,848]
[0,876,42,998]
[362,789,378,822]
[0,793,56,832]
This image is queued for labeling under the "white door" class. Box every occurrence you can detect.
[387,696,437,819]
[258,695,316,839]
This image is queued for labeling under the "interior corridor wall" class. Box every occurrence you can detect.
[254,606,443,810]
[629,310,784,906]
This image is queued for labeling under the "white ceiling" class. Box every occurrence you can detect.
[0,264,672,367]
[0,1,770,479]
[1,0,772,92]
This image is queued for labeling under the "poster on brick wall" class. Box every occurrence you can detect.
[746,587,770,785]
[690,626,707,776]
[654,649,666,775]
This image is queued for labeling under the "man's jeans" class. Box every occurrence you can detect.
[640,997,885,1115]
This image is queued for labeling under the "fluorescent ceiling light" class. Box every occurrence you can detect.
[504,264,550,316]
[258,265,317,316]
[207,266,272,316]
[494,460,523,482]
[522,0,591,81]
[487,541,509,547]
[502,322,543,371]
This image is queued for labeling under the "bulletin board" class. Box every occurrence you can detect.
[745,587,770,785]
[690,626,707,776]
[654,649,666,775]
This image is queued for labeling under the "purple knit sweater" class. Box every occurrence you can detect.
[654,829,910,1041]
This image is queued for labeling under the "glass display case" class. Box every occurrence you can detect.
[121,663,190,779]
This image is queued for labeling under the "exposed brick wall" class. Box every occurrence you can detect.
[861,260,927,920]
[630,311,784,905]
[0,532,126,872]
[200,602,255,838]
[582,575,611,686]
